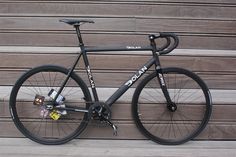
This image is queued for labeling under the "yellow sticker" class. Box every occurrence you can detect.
[49,110,61,120]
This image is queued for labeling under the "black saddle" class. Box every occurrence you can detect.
[60,19,94,26]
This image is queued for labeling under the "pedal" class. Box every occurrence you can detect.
[112,124,118,136]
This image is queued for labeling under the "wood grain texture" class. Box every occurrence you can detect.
[1,100,236,121]
[1,70,236,89]
[0,17,235,34]
[0,52,236,72]
[1,139,236,157]
[0,0,235,141]
[1,120,236,140]
[0,2,236,20]
[0,0,235,50]
[1,33,236,50]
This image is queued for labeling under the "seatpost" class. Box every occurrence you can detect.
[75,26,84,47]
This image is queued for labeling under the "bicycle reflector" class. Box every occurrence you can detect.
[33,94,45,105]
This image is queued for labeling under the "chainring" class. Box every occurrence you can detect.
[88,102,112,127]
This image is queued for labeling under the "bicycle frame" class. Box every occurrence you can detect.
[86,46,159,107]
[53,25,172,109]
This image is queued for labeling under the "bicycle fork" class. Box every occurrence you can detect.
[150,36,177,112]
[156,67,177,112]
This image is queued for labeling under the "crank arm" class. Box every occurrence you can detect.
[101,117,118,136]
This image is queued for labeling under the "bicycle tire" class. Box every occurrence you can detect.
[132,67,212,145]
[9,65,92,145]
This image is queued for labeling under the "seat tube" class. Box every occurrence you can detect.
[74,25,99,101]
[82,50,99,102]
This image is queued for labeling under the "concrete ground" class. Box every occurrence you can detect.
[0,138,235,157]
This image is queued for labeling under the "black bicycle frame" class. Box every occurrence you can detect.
[54,25,172,108]
[86,47,156,106]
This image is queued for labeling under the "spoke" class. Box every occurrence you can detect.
[177,110,200,133]
[26,80,41,94]
[174,73,177,102]
[140,90,163,104]
[153,77,167,98]
[135,70,208,143]
[139,77,166,104]
[45,117,48,137]
[183,91,204,104]
[173,74,185,103]
[55,73,67,92]
[14,68,90,143]
[52,72,58,87]
[49,72,52,88]
[18,89,37,97]
[40,72,51,92]
[31,76,43,95]
[147,108,168,132]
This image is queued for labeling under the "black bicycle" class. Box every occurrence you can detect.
[9,19,212,145]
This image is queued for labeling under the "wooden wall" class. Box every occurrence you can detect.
[0,0,236,141]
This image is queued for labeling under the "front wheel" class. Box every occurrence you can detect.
[132,67,212,145]
[9,65,92,145]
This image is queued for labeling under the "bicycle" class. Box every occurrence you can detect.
[9,19,212,145]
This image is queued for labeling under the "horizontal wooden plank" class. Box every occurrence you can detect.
[1,70,236,89]
[0,17,235,34]
[1,33,236,50]
[2,100,236,122]
[0,53,236,72]
[1,46,236,57]
[1,139,236,157]
[136,18,236,34]
[126,0,236,4]
[0,120,236,140]
[0,0,235,142]
[1,138,236,150]
[1,0,236,5]
[0,2,236,20]
[1,86,236,104]
[120,0,236,4]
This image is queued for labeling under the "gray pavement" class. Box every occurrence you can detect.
[0,138,236,157]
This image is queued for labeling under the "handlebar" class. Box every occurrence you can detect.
[149,32,179,55]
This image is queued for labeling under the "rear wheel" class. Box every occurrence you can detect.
[132,67,212,145]
[9,65,91,145]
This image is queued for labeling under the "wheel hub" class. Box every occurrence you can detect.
[167,102,177,112]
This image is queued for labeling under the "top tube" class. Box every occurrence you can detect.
[85,46,153,52]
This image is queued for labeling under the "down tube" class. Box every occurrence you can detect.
[105,58,156,106]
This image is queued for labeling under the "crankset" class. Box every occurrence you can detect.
[88,102,118,136]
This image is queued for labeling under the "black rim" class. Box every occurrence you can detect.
[132,68,211,145]
[10,65,91,144]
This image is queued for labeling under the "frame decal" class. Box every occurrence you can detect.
[125,66,148,87]
[86,65,96,88]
